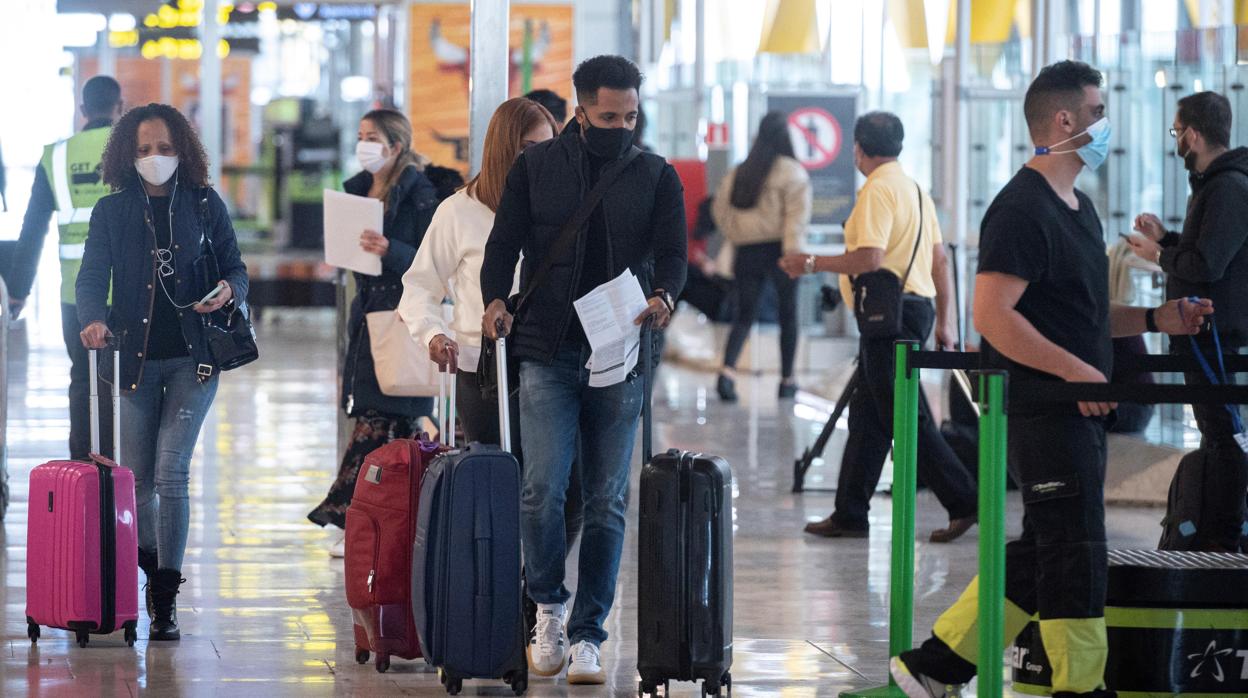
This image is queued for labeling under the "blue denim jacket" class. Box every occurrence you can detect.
[76,182,249,392]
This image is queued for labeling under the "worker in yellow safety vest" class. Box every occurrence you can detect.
[11,76,123,461]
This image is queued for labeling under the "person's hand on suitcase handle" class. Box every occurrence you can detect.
[634,293,672,330]
[482,299,513,340]
[429,333,459,371]
[80,321,113,350]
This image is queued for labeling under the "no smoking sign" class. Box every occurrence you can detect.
[787,107,843,170]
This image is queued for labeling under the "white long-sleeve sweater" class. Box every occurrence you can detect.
[399,189,514,372]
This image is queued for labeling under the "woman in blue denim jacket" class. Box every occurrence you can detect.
[77,103,248,642]
[307,109,439,554]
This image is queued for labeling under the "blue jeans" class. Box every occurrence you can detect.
[122,357,219,571]
[519,345,643,646]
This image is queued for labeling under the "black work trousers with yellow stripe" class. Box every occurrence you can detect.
[916,412,1110,695]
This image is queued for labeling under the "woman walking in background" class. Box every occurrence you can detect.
[712,111,812,402]
[308,109,439,556]
[78,103,249,640]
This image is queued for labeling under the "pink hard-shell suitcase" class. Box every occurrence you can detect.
[26,349,139,648]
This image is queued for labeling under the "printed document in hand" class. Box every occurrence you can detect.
[323,189,383,276]
[573,270,650,387]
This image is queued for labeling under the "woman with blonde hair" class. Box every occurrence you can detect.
[308,109,440,555]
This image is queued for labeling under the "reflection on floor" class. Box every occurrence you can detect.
[2,311,1164,696]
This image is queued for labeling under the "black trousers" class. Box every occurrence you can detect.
[62,303,113,461]
[915,412,1110,687]
[722,241,799,378]
[832,297,977,529]
[1172,334,1248,550]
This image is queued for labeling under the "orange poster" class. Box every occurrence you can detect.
[408,3,574,173]
[78,56,254,167]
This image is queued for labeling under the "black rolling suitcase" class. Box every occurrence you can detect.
[637,327,734,697]
[412,338,527,696]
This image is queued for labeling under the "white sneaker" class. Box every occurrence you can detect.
[327,532,345,559]
[567,640,605,685]
[527,603,567,677]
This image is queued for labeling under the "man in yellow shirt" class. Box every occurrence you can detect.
[780,111,977,543]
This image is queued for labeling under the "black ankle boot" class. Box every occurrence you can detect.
[716,374,738,402]
[150,569,184,641]
[137,549,158,620]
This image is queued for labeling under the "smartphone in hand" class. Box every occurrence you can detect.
[196,282,225,307]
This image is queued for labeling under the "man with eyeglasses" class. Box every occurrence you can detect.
[1129,91,1248,553]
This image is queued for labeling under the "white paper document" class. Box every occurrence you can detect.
[573,270,651,387]
[323,189,383,276]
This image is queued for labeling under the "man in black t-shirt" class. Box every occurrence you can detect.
[891,61,1212,698]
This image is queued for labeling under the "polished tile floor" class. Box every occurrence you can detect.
[1,308,1165,697]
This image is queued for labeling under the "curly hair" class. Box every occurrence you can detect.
[101,103,211,190]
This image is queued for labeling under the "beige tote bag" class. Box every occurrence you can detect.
[365,310,441,397]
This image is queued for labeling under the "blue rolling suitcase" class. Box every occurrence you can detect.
[413,337,527,696]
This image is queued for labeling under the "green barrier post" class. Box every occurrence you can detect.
[842,340,919,698]
[977,371,1008,698]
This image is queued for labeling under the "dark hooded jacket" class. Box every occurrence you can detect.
[1161,147,1248,345]
[340,165,439,417]
[479,120,687,363]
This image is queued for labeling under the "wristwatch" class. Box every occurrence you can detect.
[1144,307,1159,333]
[651,288,675,313]
[803,254,817,275]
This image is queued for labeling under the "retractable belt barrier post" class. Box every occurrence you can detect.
[843,343,1248,698]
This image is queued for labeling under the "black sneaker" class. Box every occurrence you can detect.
[890,656,965,698]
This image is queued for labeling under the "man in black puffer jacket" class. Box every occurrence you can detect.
[1131,90,1248,552]
[480,55,685,685]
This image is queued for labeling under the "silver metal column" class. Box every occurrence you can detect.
[693,0,706,139]
[201,0,223,184]
[949,0,971,341]
[468,0,510,176]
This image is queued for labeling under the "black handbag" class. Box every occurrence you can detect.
[195,190,258,371]
[477,147,643,397]
[851,182,925,339]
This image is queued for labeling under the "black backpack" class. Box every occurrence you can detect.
[1158,450,1208,550]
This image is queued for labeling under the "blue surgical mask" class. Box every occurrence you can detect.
[1034,117,1111,171]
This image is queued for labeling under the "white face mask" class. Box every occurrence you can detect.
[135,155,179,186]
[356,141,389,174]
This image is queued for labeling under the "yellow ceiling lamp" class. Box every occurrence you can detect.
[758,0,821,55]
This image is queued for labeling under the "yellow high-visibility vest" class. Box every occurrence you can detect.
[40,126,111,304]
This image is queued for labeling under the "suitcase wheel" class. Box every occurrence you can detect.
[26,620,39,644]
[355,648,370,665]
[124,622,137,647]
[508,670,527,695]
[374,654,390,673]
[75,630,89,648]
[444,677,462,695]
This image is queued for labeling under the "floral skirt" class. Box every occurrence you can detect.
[307,409,421,529]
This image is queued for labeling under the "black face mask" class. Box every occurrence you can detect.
[581,116,633,160]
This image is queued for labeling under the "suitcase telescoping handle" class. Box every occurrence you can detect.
[87,347,122,466]
[495,319,512,454]
[438,364,457,448]
[641,317,654,465]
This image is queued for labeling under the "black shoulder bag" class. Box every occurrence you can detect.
[195,190,259,372]
[478,147,643,397]
[851,182,925,339]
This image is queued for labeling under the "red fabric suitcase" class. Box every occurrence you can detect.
[25,350,139,648]
[346,403,448,672]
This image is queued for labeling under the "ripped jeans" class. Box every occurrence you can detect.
[122,357,219,571]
